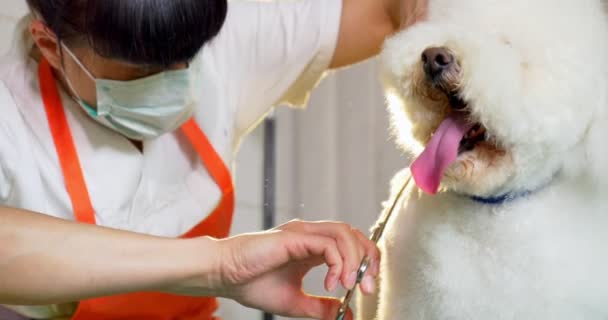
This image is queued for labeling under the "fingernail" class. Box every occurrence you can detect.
[346,271,357,289]
[361,275,376,294]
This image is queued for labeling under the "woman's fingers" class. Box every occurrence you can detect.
[352,229,380,276]
[279,220,379,291]
[305,222,364,290]
[278,220,381,295]
[283,231,343,292]
[351,228,381,295]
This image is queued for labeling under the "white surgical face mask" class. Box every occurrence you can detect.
[61,45,201,140]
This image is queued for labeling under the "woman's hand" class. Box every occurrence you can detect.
[216,220,380,320]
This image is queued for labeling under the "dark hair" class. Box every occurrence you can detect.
[26,0,228,67]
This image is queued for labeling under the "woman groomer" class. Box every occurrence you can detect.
[0,0,426,319]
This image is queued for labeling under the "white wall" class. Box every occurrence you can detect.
[0,2,27,52]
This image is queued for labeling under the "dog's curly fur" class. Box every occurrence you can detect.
[357,0,608,319]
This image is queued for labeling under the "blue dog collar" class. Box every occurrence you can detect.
[459,172,559,206]
[468,191,532,205]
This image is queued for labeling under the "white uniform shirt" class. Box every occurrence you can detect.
[0,0,342,318]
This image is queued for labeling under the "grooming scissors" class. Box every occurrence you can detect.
[335,174,413,320]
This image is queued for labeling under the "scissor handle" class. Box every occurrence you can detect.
[335,256,372,319]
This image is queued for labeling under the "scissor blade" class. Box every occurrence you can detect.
[336,289,354,320]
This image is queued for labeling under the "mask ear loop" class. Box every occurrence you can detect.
[59,44,100,116]
[61,44,97,81]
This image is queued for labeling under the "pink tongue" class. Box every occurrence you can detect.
[411,114,472,194]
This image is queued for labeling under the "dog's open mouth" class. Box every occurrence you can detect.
[461,123,487,153]
[410,91,490,194]
[448,93,488,154]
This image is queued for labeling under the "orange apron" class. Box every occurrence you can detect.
[38,58,235,320]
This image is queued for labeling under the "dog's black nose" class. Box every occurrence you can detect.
[422,47,454,80]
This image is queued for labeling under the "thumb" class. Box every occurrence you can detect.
[296,294,353,320]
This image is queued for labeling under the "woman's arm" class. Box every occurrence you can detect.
[0,207,379,319]
[0,206,218,304]
[330,0,427,68]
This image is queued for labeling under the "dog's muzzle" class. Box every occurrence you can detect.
[422,47,454,80]
[422,46,464,109]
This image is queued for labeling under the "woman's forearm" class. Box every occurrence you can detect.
[385,0,427,29]
[330,0,427,68]
[0,206,219,305]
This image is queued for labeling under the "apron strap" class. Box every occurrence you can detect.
[180,119,233,195]
[39,58,96,224]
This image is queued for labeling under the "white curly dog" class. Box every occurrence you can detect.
[358,0,608,319]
